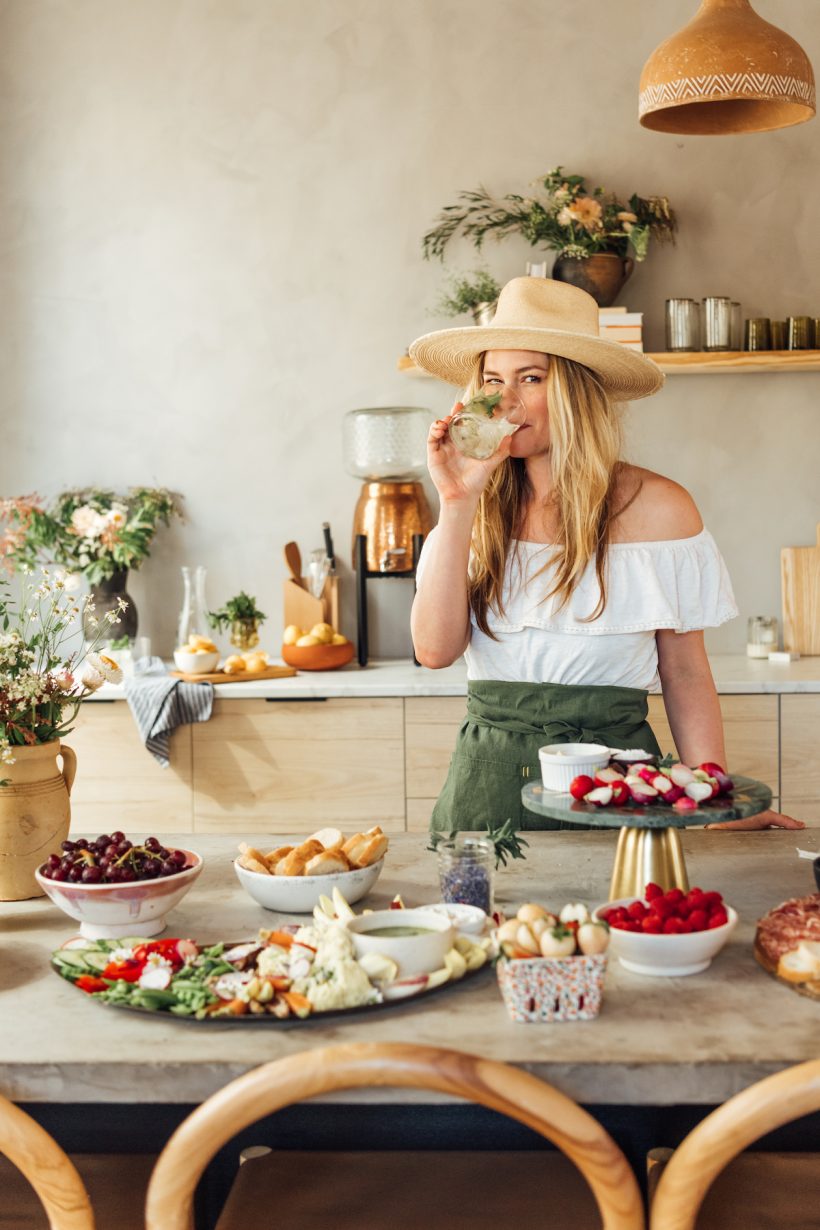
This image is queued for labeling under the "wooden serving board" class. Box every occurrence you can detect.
[781,523,820,654]
[753,935,820,1001]
[170,664,297,683]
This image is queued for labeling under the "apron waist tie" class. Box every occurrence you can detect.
[467,712,607,745]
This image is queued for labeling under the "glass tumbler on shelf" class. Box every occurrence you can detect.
[665,299,700,352]
[448,384,524,460]
[787,316,812,350]
[730,302,743,350]
[701,297,732,351]
[177,565,210,648]
[437,835,494,915]
[747,615,778,659]
[744,318,771,351]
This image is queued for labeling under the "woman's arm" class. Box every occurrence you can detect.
[657,628,804,830]
[411,412,512,669]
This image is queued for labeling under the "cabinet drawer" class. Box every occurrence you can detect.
[780,695,820,826]
[647,694,778,793]
[66,703,193,832]
[405,697,466,799]
[192,698,405,834]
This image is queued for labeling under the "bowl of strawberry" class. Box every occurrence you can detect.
[593,883,737,977]
[34,833,203,940]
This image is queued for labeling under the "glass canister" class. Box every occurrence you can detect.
[343,407,433,480]
[437,835,494,915]
[177,565,210,647]
[747,615,778,659]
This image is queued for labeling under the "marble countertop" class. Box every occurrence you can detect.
[88,654,820,700]
[2,831,817,1106]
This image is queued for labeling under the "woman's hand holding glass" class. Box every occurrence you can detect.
[427,383,523,505]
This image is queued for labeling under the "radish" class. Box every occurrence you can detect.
[569,774,595,801]
[638,766,659,785]
[652,776,684,803]
[684,780,714,803]
[673,796,698,812]
[594,766,625,786]
[585,785,614,806]
[629,781,658,804]
[610,781,630,806]
[669,763,697,787]
[697,761,734,795]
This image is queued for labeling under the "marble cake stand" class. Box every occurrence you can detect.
[521,775,772,899]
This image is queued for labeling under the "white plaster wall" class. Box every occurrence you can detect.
[0,0,818,657]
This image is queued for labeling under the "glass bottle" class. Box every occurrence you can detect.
[177,565,210,647]
[437,835,495,915]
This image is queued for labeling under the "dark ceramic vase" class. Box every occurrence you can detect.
[83,568,138,641]
[551,253,634,308]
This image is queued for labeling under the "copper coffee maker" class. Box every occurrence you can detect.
[343,406,434,664]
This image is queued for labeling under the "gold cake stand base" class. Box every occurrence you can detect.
[609,825,689,901]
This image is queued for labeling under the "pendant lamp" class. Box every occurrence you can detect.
[639,0,815,135]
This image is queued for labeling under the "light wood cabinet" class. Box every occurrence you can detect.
[647,694,779,805]
[66,701,193,832]
[192,698,405,834]
[780,695,820,824]
[405,697,466,831]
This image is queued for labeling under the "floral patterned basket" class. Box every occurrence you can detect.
[496,953,608,1023]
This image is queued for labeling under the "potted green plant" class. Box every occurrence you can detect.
[422,167,676,306]
[207,592,267,651]
[434,269,502,325]
[0,488,180,640]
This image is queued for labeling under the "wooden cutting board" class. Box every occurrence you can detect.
[781,523,820,654]
[753,936,820,1001]
[170,664,297,683]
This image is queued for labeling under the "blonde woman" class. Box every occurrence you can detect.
[410,277,803,833]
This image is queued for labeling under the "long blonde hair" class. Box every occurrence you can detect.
[468,353,636,637]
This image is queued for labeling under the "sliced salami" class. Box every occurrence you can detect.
[756,893,820,964]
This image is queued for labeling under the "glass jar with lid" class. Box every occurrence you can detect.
[343,406,433,480]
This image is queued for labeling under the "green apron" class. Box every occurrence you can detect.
[430,679,661,832]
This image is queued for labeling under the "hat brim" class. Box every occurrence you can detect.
[408,325,664,400]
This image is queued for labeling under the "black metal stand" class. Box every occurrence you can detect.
[355,533,424,667]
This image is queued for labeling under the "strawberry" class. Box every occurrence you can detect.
[701,891,723,909]
[688,908,708,931]
[641,914,662,933]
[665,888,685,905]
[627,900,647,921]
[677,919,693,934]
[650,897,675,919]
[644,882,664,901]
[662,917,683,934]
[707,911,728,929]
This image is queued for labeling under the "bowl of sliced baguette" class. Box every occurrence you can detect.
[234,826,387,913]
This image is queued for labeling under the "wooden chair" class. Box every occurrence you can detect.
[649,1058,820,1230]
[146,1041,644,1230]
[0,1090,156,1230]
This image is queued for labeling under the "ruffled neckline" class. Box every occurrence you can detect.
[515,528,709,551]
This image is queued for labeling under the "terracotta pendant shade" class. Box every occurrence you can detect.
[639,0,815,135]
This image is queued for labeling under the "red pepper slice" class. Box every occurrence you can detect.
[101,959,145,983]
[75,975,108,994]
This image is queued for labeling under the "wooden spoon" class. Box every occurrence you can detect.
[284,541,304,587]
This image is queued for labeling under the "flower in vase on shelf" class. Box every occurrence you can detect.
[0,570,126,776]
[0,487,181,585]
[207,591,267,651]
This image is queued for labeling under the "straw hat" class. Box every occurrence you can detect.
[409,276,663,400]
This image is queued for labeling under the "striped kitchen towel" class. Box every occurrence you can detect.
[124,656,214,767]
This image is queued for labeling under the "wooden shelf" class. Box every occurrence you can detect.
[398,351,820,377]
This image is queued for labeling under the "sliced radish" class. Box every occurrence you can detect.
[585,785,614,806]
[610,781,630,806]
[669,763,697,787]
[684,780,714,803]
[638,766,659,785]
[594,766,625,786]
[629,781,658,804]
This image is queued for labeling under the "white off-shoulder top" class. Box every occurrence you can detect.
[416,527,738,692]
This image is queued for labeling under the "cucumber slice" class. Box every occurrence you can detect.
[54,950,91,969]
[81,951,111,972]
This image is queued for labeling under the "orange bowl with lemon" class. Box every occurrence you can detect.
[281,622,355,671]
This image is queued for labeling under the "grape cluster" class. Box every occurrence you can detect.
[39,832,188,885]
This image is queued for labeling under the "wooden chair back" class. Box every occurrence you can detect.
[0,1091,94,1229]
[650,1058,820,1230]
[146,1041,644,1230]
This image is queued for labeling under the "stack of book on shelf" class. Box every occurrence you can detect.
[598,307,644,352]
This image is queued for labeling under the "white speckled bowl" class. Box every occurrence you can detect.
[34,850,203,940]
[233,856,383,914]
[593,898,738,977]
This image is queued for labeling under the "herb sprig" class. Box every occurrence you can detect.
[428,817,528,869]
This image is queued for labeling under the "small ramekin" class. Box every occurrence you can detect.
[537,742,611,792]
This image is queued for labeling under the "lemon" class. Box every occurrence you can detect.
[330,633,348,645]
[283,624,303,646]
[309,622,334,644]
[296,634,321,647]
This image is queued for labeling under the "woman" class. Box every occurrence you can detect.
[409,277,803,833]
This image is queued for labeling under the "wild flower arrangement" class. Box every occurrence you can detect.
[422,167,676,264]
[0,570,126,775]
[0,488,180,585]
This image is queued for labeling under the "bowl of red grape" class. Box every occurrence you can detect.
[34,832,203,939]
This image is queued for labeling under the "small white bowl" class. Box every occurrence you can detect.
[422,901,488,935]
[173,649,220,674]
[35,850,203,940]
[345,908,455,975]
[233,856,383,915]
[538,742,611,792]
[593,898,738,977]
